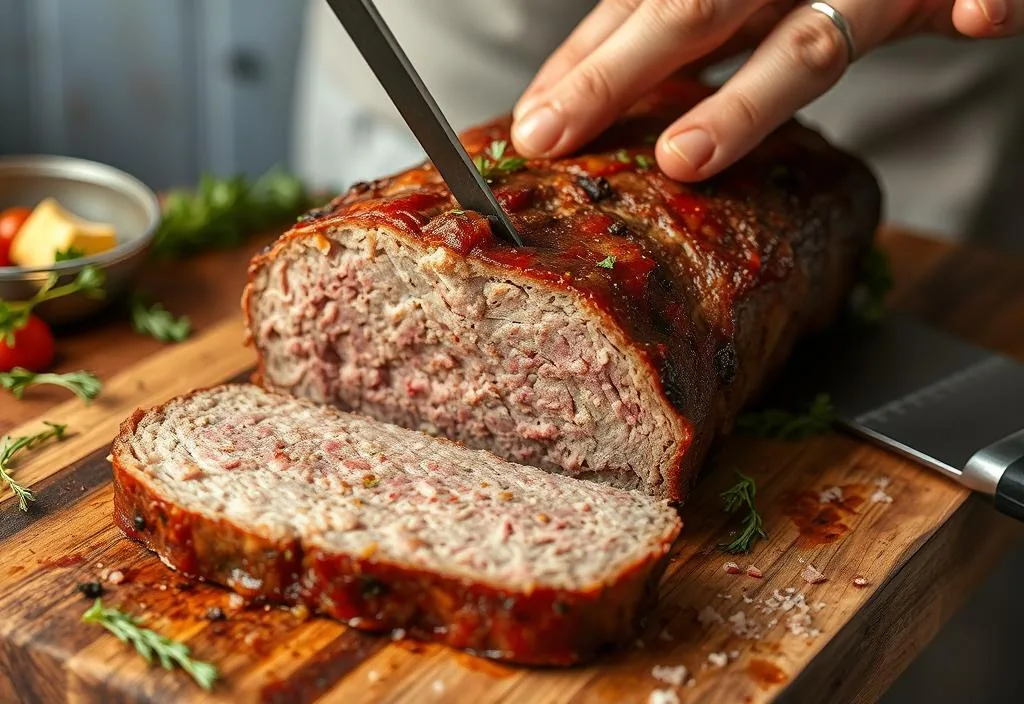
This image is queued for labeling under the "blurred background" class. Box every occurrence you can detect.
[2,1,1024,701]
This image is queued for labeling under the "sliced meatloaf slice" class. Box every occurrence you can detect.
[243,79,881,502]
[112,384,682,665]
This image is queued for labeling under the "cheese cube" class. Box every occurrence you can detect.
[10,198,118,267]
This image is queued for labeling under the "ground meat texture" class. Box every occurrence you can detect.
[243,79,881,502]
[111,384,681,665]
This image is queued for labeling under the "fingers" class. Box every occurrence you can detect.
[514,0,643,121]
[654,1,896,181]
[953,0,1024,36]
[511,0,771,159]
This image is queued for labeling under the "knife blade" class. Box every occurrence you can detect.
[323,0,523,247]
[785,312,1024,521]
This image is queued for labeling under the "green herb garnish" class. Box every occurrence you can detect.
[849,246,893,324]
[1,421,68,511]
[0,368,101,403]
[0,266,105,345]
[634,154,654,171]
[82,599,219,690]
[597,255,616,269]
[736,393,836,441]
[54,246,86,262]
[152,168,320,258]
[130,295,191,343]
[719,472,767,554]
[614,149,632,163]
[473,140,527,180]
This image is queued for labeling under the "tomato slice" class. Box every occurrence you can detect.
[0,206,33,267]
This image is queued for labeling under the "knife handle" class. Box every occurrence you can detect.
[963,428,1024,521]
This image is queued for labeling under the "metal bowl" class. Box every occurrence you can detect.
[0,155,161,325]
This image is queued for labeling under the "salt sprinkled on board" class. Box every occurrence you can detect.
[652,665,689,687]
[698,605,724,627]
[819,486,844,503]
[432,680,445,694]
[367,670,382,683]
[648,689,681,704]
[872,476,894,503]
[707,652,729,668]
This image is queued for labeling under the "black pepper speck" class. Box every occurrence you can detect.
[133,514,146,531]
[77,581,104,599]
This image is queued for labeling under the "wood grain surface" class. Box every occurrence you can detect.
[1,228,1021,704]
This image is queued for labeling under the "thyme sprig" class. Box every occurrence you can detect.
[719,472,768,554]
[0,368,102,403]
[82,599,219,690]
[1,421,68,510]
[473,140,527,180]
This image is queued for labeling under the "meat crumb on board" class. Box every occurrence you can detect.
[648,690,681,704]
[724,561,742,574]
[801,564,827,584]
[746,565,763,578]
[853,576,871,587]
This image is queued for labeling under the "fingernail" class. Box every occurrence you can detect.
[979,0,1007,24]
[665,129,715,171]
[512,98,536,121]
[513,104,563,154]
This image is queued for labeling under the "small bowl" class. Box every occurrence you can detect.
[0,155,161,325]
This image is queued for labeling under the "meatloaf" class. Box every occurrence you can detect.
[112,384,681,665]
[243,80,881,503]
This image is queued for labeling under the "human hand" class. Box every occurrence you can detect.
[511,0,1023,181]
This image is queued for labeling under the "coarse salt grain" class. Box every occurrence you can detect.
[107,570,125,585]
[819,486,844,503]
[432,680,445,694]
[648,690,681,704]
[698,605,724,627]
[802,565,827,584]
[729,650,740,660]
[391,628,407,640]
[707,652,728,668]
[746,566,763,579]
[367,670,381,683]
[853,576,870,587]
[228,593,245,609]
[724,561,742,574]
[871,489,894,504]
[652,664,689,687]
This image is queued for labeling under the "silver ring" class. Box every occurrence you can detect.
[809,2,856,64]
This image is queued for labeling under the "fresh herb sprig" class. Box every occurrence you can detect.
[849,246,894,324]
[719,472,768,554]
[0,368,102,403]
[54,246,86,262]
[597,255,616,269]
[0,266,105,344]
[82,599,219,690]
[1,421,68,510]
[130,295,191,343]
[473,140,527,180]
[736,393,836,441]
[152,168,319,258]
[613,149,655,171]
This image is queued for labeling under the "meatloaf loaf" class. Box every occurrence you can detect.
[112,384,682,665]
[243,80,882,503]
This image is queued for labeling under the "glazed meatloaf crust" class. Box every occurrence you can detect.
[112,384,682,665]
[244,80,881,502]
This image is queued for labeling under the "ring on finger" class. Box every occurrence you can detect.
[808,1,857,63]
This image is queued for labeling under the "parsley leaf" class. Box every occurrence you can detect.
[130,295,192,343]
[736,393,836,440]
[152,168,322,258]
[82,599,219,690]
[597,255,616,269]
[634,154,654,171]
[474,140,528,180]
[849,246,894,324]
[0,368,102,403]
[718,472,768,554]
[54,246,86,262]
[1,422,68,511]
[0,266,106,345]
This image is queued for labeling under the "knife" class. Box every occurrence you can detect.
[786,312,1024,521]
[323,0,524,247]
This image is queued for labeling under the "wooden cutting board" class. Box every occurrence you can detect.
[1,229,1022,704]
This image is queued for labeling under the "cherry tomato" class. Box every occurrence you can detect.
[0,206,32,267]
[0,315,55,372]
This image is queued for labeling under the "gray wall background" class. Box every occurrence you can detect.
[0,0,305,189]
